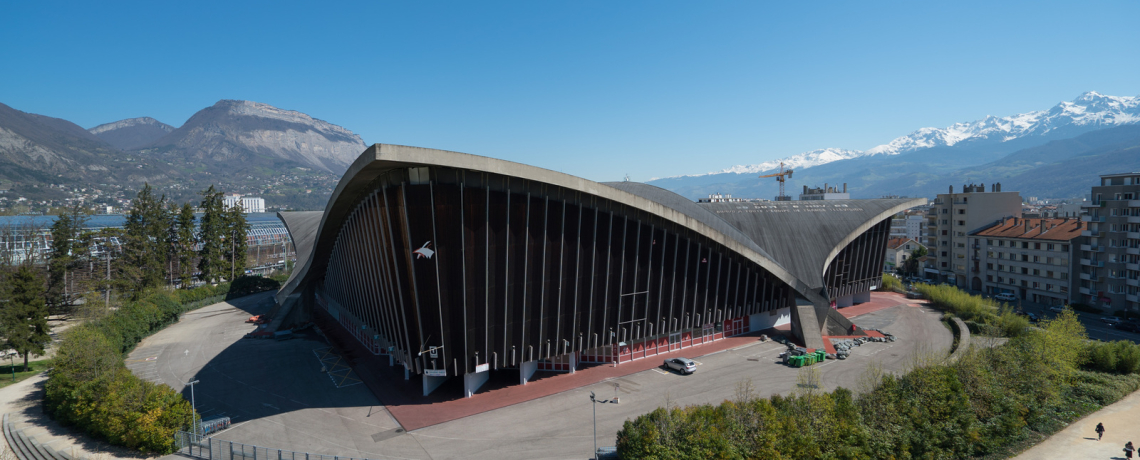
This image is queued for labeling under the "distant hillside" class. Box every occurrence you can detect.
[89,117,175,150]
[0,102,169,186]
[141,100,366,174]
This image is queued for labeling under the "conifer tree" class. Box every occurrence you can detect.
[46,205,88,312]
[120,184,171,292]
[223,202,250,281]
[197,186,227,283]
[172,202,197,287]
[1,265,51,370]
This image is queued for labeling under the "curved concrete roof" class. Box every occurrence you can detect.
[275,144,925,306]
[698,198,926,288]
[277,211,323,283]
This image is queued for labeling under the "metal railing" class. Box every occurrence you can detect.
[175,432,379,460]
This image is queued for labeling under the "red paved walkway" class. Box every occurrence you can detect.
[312,308,790,431]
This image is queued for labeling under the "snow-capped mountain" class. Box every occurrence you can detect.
[686,91,1140,177]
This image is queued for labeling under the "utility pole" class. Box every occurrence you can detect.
[231,231,235,281]
[590,391,597,457]
[187,379,200,436]
[105,238,110,309]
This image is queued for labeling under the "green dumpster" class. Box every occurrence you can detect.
[816,350,826,362]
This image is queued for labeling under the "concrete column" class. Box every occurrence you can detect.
[423,374,447,396]
[404,365,410,381]
[569,352,577,374]
[463,371,489,398]
[519,360,538,385]
[854,290,871,304]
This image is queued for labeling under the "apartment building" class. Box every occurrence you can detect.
[924,183,1022,286]
[1080,172,1140,312]
[890,213,927,241]
[969,218,1083,306]
[222,193,267,213]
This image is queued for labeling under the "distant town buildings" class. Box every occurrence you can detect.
[890,212,927,241]
[697,193,744,203]
[884,237,925,273]
[924,183,1022,286]
[1079,172,1140,312]
[223,193,267,213]
[969,217,1083,306]
[799,183,850,201]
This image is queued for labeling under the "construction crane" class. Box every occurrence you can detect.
[758,162,794,201]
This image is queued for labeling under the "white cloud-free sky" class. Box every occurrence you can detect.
[2,0,1137,182]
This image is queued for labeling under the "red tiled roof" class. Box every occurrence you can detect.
[886,237,911,249]
[972,217,1084,241]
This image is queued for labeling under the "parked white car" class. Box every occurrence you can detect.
[993,293,1017,302]
[664,357,697,375]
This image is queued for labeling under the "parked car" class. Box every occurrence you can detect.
[993,293,1017,302]
[905,291,923,299]
[1100,316,1124,324]
[664,357,697,374]
[1025,313,1039,323]
[1049,305,1066,313]
[1114,322,1140,333]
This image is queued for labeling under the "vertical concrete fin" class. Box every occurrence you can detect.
[791,297,826,350]
[464,371,489,398]
[423,374,447,396]
[519,360,538,385]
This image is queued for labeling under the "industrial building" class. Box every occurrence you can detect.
[273,145,924,398]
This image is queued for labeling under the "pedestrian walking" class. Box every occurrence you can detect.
[1125,441,1134,459]
[1095,422,1105,441]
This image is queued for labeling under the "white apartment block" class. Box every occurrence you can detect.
[924,183,1022,287]
[969,217,1083,306]
[223,193,267,213]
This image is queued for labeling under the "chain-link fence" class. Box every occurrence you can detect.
[175,431,376,460]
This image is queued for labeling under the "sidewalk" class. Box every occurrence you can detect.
[1013,388,1140,460]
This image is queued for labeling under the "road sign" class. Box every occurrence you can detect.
[424,369,446,377]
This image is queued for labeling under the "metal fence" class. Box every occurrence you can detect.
[174,431,378,460]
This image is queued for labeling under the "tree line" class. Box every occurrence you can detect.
[0,184,250,370]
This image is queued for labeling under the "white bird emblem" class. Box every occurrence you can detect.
[413,241,435,259]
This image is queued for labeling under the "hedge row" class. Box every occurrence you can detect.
[914,283,1030,337]
[45,276,280,454]
[616,311,1140,460]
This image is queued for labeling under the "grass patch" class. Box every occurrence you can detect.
[0,358,51,390]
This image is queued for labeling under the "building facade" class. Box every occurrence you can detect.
[223,193,267,213]
[1080,172,1140,312]
[924,183,1022,286]
[799,184,850,201]
[885,237,925,274]
[969,217,1083,305]
[275,145,924,398]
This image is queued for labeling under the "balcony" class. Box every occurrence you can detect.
[1129,247,1140,256]
[1080,287,1091,295]
[1129,232,1140,239]
[1129,216,1140,224]
[1082,215,1106,223]
[1129,278,1140,288]
[1081,201,1103,208]
[1080,273,1099,281]
[1080,258,1105,267]
[1128,263,1140,271]
[1082,230,1100,238]
[1128,294,1139,303]
[1129,200,1140,208]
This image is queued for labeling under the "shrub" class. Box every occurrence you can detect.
[1083,340,1140,375]
[878,274,902,292]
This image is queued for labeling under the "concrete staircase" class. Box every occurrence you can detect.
[2,413,88,460]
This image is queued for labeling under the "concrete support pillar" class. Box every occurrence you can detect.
[837,294,854,308]
[464,371,489,398]
[569,353,577,374]
[423,374,447,396]
[854,290,871,304]
[404,365,410,381]
[519,360,538,385]
[389,355,394,366]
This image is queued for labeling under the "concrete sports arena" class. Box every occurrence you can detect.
[274,144,925,397]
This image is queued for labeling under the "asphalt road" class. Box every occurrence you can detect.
[145,296,951,460]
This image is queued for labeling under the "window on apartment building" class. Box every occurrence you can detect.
[987,239,993,245]
[956,231,965,237]
[1021,280,1028,287]
[1047,257,1054,264]
[1022,254,1030,262]
[1061,286,1068,293]
[1112,208,1119,216]
[1034,243,1041,250]
[957,220,965,226]
[1061,244,1069,251]
[998,264,1005,271]
[1033,256,1040,262]
[957,242,965,248]
[941,262,947,268]
[941,241,948,247]
[1021,267,1029,274]
[941,251,948,257]
[987,275,993,282]
[956,265,965,271]
[1046,283,1053,291]
[1047,243,1055,250]
[1047,270,1054,278]
[987,263,994,270]
[1022,242,1030,249]
[958,209,965,214]
[1033,281,1040,288]
[942,209,949,214]
[1033,269,1040,276]
[998,276,1004,283]
[1061,272,1068,278]
[942,219,949,224]
[942,230,948,236]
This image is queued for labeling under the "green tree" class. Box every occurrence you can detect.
[120,184,171,292]
[904,246,928,276]
[2,265,51,370]
[172,203,197,287]
[46,205,90,312]
[197,186,226,283]
[223,202,249,281]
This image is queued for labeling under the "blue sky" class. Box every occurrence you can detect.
[2,1,1138,182]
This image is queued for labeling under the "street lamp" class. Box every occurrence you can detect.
[186,380,200,436]
[590,391,598,458]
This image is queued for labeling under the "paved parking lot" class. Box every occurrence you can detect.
[149,294,951,460]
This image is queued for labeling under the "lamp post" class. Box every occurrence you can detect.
[186,379,200,436]
[590,391,598,458]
